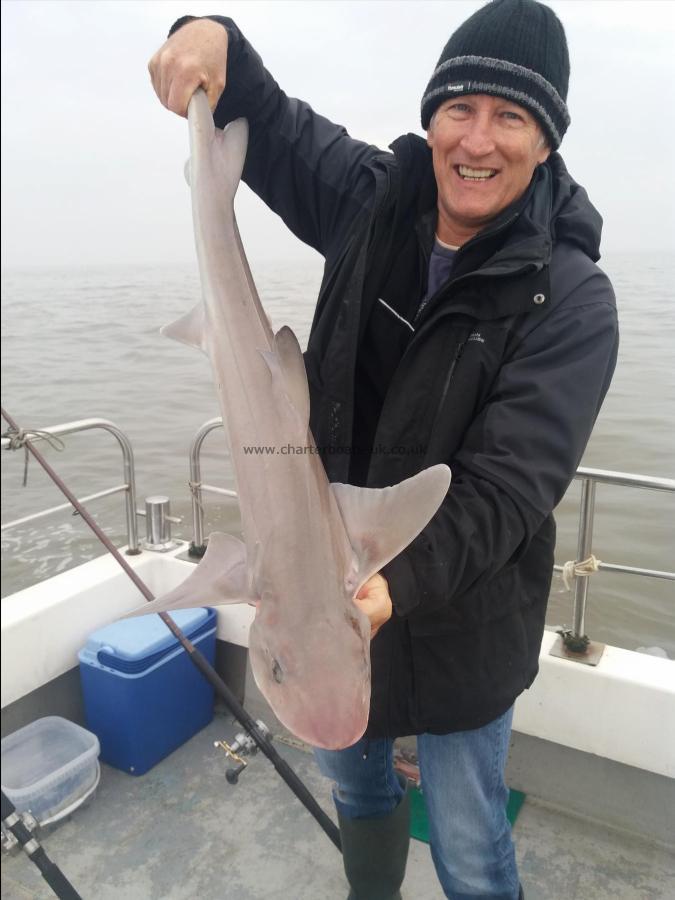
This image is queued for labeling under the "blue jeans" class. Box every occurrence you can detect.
[314,707,519,900]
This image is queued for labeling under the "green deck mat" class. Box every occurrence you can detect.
[410,786,526,843]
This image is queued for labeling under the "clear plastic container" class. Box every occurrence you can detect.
[1,716,100,824]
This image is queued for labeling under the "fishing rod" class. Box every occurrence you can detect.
[1,789,82,900]
[1,407,342,854]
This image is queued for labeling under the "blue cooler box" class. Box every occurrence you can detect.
[79,608,216,775]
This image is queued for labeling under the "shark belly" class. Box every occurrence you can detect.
[135,97,452,750]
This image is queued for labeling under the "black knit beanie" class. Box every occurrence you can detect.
[421,0,570,149]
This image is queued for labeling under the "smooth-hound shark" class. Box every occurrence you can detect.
[134,90,451,749]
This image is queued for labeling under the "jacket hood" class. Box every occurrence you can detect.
[545,152,603,262]
[389,135,604,263]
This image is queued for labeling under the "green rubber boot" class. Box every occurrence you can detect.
[337,777,410,900]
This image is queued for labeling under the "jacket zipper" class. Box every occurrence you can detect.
[427,337,467,440]
[414,210,522,328]
[366,201,535,471]
[439,339,466,407]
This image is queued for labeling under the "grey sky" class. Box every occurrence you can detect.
[1,0,674,270]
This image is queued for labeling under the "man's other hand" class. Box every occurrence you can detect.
[148,19,228,117]
[354,573,393,640]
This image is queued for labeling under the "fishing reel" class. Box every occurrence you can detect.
[1,810,40,855]
[214,720,271,784]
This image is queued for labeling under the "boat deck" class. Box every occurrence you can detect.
[2,708,674,900]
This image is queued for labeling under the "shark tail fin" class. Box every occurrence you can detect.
[187,90,248,204]
[124,532,258,618]
[209,118,249,202]
[331,464,452,592]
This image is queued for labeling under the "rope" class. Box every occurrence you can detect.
[561,554,602,591]
[1,427,65,487]
[188,479,205,512]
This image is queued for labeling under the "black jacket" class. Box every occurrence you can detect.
[177,16,619,736]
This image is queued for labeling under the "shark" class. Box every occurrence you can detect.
[135,89,451,749]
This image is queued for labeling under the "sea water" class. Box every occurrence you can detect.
[1,253,674,656]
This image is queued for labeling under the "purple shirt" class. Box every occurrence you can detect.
[417,239,458,320]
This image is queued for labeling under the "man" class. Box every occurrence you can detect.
[149,2,618,897]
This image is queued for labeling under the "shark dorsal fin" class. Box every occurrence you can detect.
[331,464,451,591]
[274,326,310,425]
[161,303,207,353]
[259,326,310,425]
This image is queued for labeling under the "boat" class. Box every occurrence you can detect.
[1,415,674,899]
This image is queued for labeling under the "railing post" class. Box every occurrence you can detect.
[188,418,223,557]
[572,477,596,641]
[115,427,139,555]
[552,475,605,665]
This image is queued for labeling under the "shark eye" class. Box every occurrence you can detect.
[272,659,284,684]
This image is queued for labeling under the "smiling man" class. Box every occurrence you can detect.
[149,1,618,898]
[428,95,551,245]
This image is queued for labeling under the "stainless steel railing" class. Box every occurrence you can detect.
[1,418,140,553]
[188,421,675,651]
[7,414,670,644]
[553,467,674,653]
[188,417,237,555]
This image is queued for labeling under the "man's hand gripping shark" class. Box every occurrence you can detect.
[131,89,451,750]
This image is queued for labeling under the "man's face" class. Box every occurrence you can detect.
[426,94,551,245]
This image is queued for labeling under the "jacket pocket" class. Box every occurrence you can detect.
[406,564,524,637]
[456,565,527,629]
[407,605,532,730]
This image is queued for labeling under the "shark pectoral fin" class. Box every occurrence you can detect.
[124,532,257,618]
[331,464,452,588]
[160,303,207,353]
[259,327,310,424]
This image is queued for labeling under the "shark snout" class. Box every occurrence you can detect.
[249,607,371,749]
[282,674,371,750]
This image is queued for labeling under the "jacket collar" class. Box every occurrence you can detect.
[415,161,552,276]
[385,135,553,321]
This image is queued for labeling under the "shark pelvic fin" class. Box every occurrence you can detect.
[124,532,257,618]
[160,303,207,353]
[259,326,310,425]
[331,464,452,591]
